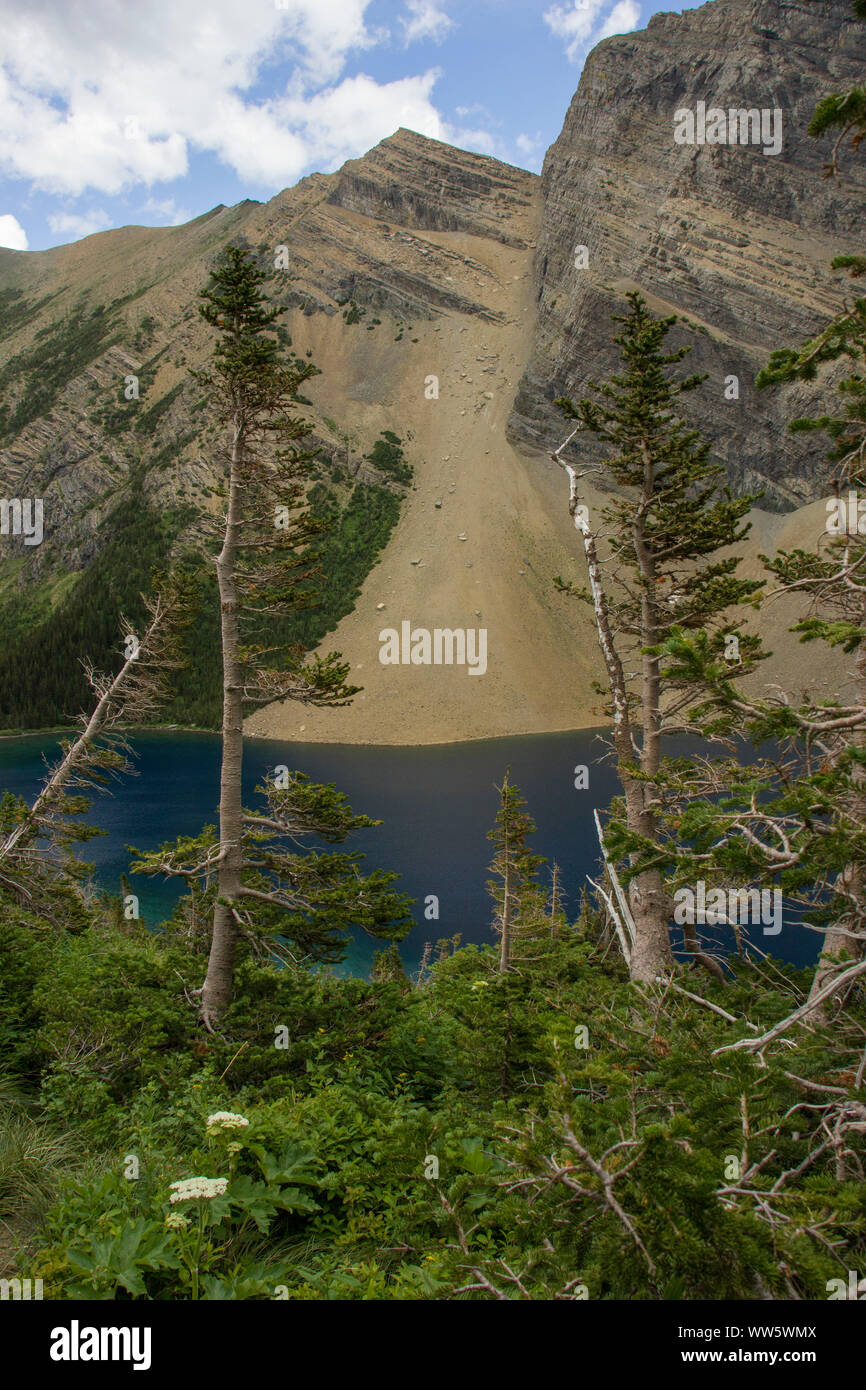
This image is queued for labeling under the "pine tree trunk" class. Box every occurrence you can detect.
[806,633,866,1021]
[201,425,245,1026]
[806,866,863,1021]
[550,863,560,937]
[499,853,512,972]
[624,454,675,983]
[623,773,675,982]
[558,430,676,983]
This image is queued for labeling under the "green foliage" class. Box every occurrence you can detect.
[296,481,401,642]
[130,771,413,967]
[0,480,194,729]
[0,477,402,732]
[134,382,184,436]
[9,898,864,1301]
[553,295,767,975]
[487,769,547,974]
[0,299,124,441]
[0,289,61,341]
[363,430,413,485]
[805,3,866,176]
[0,741,862,1300]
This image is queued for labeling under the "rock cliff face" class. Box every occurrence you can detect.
[508,0,866,509]
[327,128,535,248]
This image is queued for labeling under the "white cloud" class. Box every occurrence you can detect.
[401,1,454,46]
[446,123,498,157]
[544,0,640,62]
[276,71,447,178]
[513,132,545,172]
[47,208,113,241]
[0,0,447,198]
[0,212,27,249]
[455,102,491,120]
[136,197,193,226]
[597,0,641,41]
[516,132,542,156]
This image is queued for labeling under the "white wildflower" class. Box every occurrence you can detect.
[164,1212,190,1230]
[206,1111,250,1132]
[169,1176,228,1203]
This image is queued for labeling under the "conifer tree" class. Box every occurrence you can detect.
[654,3,866,1024]
[552,294,763,982]
[135,245,411,1025]
[487,769,545,972]
[133,767,413,970]
[0,573,192,912]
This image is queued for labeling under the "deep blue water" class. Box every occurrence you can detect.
[0,729,819,975]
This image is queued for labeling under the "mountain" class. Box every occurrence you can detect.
[0,0,862,743]
[509,0,866,510]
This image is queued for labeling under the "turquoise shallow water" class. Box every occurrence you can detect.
[0,728,818,975]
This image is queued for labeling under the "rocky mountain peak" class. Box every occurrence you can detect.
[509,0,866,509]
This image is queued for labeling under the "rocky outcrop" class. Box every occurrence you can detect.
[508,0,866,509]
[327,127,536,247]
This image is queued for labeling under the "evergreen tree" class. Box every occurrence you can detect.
[135,245,411,1023]
[194,245,358,1025]
[654,1,866,1023]
[552,294,763,982]
[131,770,413,969]
[0,572,192,913]
[486,769,545,973]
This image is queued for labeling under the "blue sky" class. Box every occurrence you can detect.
[0,0,706,253]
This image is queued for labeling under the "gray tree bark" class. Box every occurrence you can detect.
[202,423,245,1027]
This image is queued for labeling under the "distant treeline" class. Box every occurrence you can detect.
[0,452,403,731]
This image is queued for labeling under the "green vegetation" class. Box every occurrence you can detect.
[0,482,193,729]
[0,779,863,1300]
[0,433,406,730]
[1,0,866,1313]
[157,477,401,727]
[135,381,185,435]
[0,299,125,441]
[0,288,62,338]
[0,475,402,731]
[364,429,413,485]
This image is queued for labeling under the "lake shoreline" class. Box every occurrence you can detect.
[0,720,607,749]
